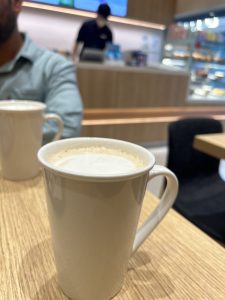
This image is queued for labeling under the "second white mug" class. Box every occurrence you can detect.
[0,100,64,180]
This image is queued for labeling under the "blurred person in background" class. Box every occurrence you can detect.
[0,0,83,144]
[73,3,113,61]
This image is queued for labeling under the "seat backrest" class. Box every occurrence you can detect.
[167,118,222,179]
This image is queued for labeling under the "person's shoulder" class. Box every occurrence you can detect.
[35,47,75,74]
[42,49,69,63]
[82,19,96,28]
[26,37,68,65]
[105,24,112,33]
[35,44,70,63]
[24,36,74,74]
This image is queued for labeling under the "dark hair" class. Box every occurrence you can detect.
[97,3,111,19]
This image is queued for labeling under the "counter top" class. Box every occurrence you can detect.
[77,61,189,76]
[1,175,225,299]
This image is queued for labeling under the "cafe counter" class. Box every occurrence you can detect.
[77,62,190,108]
[77,62,225,144]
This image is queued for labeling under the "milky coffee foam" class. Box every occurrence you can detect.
[0,101,44,111]
[50,146,144,176]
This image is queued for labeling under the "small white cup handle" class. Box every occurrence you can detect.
[44,113,64,141]
[132,165,178,254]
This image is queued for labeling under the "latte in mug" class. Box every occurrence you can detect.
[38,137,178,300]
[0,101,44,111]
[50,146,145,175]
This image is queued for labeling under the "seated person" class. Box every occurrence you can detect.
[0,0,83,144]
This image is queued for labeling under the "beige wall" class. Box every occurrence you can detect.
[176,0,225,15]
[19,7,163,54]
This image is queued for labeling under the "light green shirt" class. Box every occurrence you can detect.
[0,34,83,143]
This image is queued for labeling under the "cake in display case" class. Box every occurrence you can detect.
[162,18,225,102]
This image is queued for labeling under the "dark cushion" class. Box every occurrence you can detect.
[167,117,225,242]
[175,173,225,217]
[168,118,222,178]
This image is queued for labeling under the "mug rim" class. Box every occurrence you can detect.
[0,100,46,113]
[38,137,155,181]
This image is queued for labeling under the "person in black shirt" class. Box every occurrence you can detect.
[72,4,113,61]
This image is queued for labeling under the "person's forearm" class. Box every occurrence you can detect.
[72,43,78,61]
[72,42,82,62]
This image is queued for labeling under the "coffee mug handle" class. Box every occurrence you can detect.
[132,165,178,254]
[44,114,64,141]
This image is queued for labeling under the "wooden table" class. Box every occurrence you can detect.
[194,133,225,159]
[1,176,225,299]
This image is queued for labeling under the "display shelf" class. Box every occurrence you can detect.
[189,94,225,102]
[163,23,225,102]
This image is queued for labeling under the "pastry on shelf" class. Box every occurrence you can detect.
[215,71,225,78]
[195,69,208,78]
[211,88,225,97]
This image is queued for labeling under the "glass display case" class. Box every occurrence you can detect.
[162,18,225,102]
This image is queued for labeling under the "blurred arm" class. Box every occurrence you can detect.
[42,54,83,144]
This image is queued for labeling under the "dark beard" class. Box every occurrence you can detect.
[0,3,17,45]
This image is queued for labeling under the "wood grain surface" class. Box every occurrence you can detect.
[127,0,176,25]
[176,0,225,15]
[83,107,225,120]
[82,107,225,144]
[1,175,225,299]
[194,133,225,159]
[77,63,189,109]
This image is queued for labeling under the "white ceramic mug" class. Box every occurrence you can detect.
[0,100,64,180]
[38,137,178,300]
